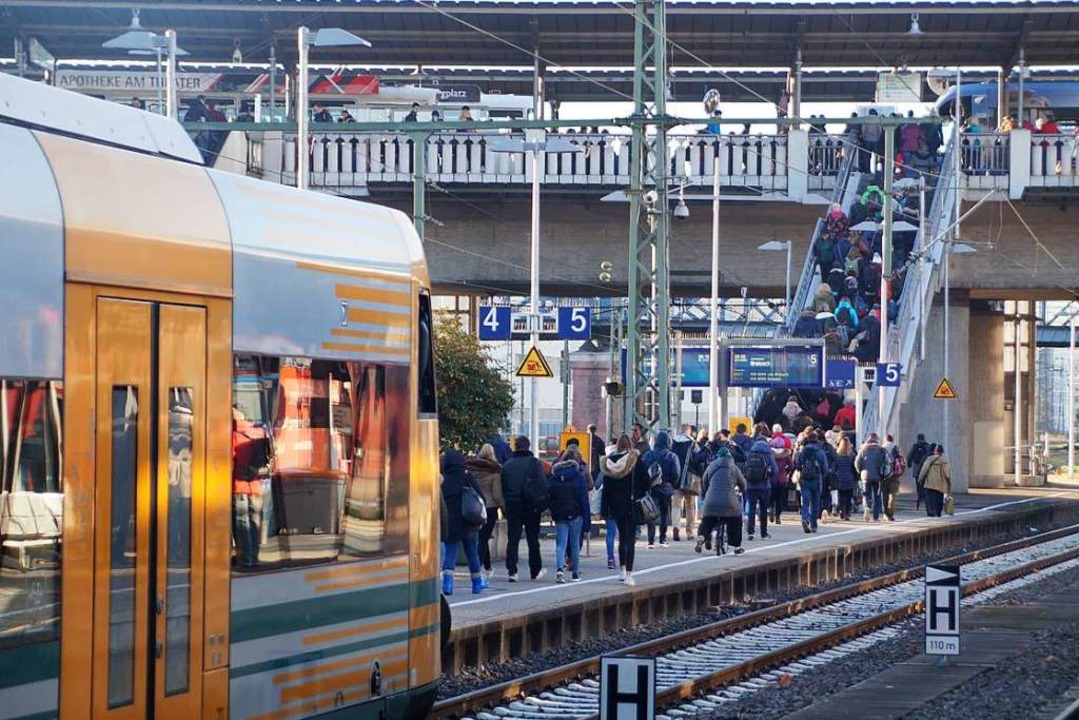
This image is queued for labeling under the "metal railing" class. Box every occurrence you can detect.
[265,130,848,190]
[862,138,959,437]
[781,133,859,337]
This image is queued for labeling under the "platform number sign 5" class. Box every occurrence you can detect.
[876,362,902,388]
[478,306,511,340]
[558,307,591,340]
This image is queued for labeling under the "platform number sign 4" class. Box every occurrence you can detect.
[478,306,511,340]
[876,362,902,388]
[558,307,591,340]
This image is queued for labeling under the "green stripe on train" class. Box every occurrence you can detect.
[0,642,59,689]
[231,578,439,643]
[230,623,437,679]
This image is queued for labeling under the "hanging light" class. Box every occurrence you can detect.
[907,12,924,36]
[103,8,158,52]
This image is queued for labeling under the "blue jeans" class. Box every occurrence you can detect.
[442,532,481,576]
[745,487,770,536]
[864,480,883,520]
[800,478,822,530]
[605,516,618,560]
[555,516,583,573]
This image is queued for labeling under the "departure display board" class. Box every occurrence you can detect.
[728,345,824,388]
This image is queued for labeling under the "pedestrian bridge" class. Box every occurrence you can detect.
[217,127,1079,202]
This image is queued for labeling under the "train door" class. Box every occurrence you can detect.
[92,298,206,720]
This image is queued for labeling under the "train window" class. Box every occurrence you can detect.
[0,380,63,651]
[108,386,139,708]
[230,355,408,572]
[418,293,438,415]
[165,387,194,696]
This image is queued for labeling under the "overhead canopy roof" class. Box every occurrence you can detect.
[4,1,1078,85]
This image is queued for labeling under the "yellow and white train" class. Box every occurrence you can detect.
[0,74,441,720]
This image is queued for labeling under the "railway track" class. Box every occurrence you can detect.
[432,524,1079,720]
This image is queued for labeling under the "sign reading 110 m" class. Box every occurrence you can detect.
[728,346,824,388]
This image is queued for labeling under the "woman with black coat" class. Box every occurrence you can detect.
[599,434,649,586]
[833,436,858,520]
[441,450,487,596]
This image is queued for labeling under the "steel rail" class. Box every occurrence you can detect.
[431,523,1079,720]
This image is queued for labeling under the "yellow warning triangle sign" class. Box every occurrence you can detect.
[515,345,554,378]
[933,378,958,400]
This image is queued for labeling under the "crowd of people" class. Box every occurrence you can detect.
[439,421,953,595]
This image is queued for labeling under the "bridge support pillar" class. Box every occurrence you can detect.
[786,129,809,203]
[1008,129,1031,200]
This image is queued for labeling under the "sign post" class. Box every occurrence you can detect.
[924,564,961,658]
[599,656,655,720]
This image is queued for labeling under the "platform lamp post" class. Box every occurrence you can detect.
[103,9,187,118]
[1069,317,1075,477]
[757,240,792,324]
[296,27,371,190]
[491,133,582,444]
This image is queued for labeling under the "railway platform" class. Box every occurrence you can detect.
[443,486,1079,672]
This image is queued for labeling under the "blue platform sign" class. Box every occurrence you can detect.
[477,306,511,340]
[825,359,856,390]
[876,362,902,387]
[728,345,824,388]
[558,307,591,340]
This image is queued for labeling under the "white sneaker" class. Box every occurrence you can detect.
[556,570,565,584]
[624,573,636,586]
[620,568,627,581]
[658,542,670,548]
[533,568,547,581]
[863,508,871,522]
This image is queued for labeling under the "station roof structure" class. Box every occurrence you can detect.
[3,1,1079,77]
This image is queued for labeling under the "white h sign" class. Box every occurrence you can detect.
[925,564,961,655]
[600,657,656,720]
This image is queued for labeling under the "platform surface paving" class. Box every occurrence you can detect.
[445,486,1079,632]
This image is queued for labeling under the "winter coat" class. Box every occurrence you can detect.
[744,440,779,489]
[701,455,746,518]
[812,284,837,314]
[834,404,856,431]
[835,300,860,332]
[599,450,647,521]
[440,450,483,542]
[548,460,592,531]
[822,211,849,241]
[642,431,681,496]
[918,455,952,495]
[907,440,932,479]
[854,441,887,482]
[500,449,546,505]
[466,456,504,511]
[770,434,793,482]
[795,441,830,484]
[793,312,824,339]
[487,434,513,465]
[834,454,858,491]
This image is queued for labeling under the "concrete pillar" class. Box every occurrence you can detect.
[786,129,809,202]
[1008,128,1031,200]
[569,343,610,438]
[968,303,1006,487]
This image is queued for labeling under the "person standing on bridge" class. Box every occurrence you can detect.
[918,445,952,518]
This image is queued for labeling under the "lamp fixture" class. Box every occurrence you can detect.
[907,12,924,36]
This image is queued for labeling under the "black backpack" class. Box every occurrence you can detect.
[797,448,823,482]
[744,452,768,483]
[521,459,550,511]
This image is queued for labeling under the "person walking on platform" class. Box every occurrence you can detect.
[466,444,503,581]
[440,450,487,595]
[795,431,829,533]
[631,423,650,455]
[642,430,681,548]
[599,435,648,585]
[769,424,793,525]
[833,436,858,520]
[587,423,605,485]
[855,433,887,522]
[548,447,591,583]
[918,445,952,518]
[744,438,777,540]
[907,433,933,509]
[881,434,905,521]
[500,436,548,582]
[696,446,747,555]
